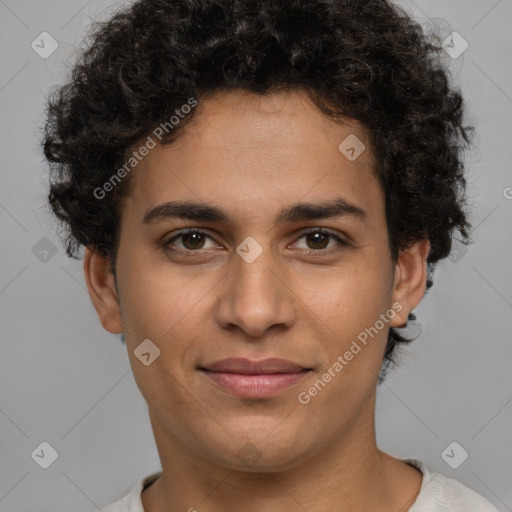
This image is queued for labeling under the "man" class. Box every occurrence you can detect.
[42,0,497,510]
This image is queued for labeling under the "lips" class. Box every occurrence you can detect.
[201,357,310,374]
[199,358,312,399]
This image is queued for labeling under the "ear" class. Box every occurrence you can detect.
[390,239,430,328]
[83,246,123,334]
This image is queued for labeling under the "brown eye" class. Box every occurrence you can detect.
[305,231,330,250]
[294,228,349,253]
[164,229,217,252]
[181,231,206,250]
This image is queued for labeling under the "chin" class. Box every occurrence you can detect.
[201,428,313,473]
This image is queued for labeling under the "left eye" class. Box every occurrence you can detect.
[293,229,347,251]
[163,228,348,253]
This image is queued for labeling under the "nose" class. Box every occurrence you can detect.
[215,246,296,338]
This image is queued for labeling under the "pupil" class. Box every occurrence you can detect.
[183,232,204,250]
[308,232,328,250]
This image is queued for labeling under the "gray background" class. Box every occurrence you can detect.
[0,0,511,510]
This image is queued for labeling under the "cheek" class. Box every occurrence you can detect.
[301,265,389,334]
[300,266,392,389]
[117,250,209,336]
[116,259,202,407]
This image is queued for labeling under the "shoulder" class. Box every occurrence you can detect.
[404,459,498,512]
[100,471,161,512]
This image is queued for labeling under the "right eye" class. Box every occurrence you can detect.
[162,228,221,253]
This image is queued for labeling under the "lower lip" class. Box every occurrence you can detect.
[200,370,310,398]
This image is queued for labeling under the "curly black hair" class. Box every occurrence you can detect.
[42,0,474,382]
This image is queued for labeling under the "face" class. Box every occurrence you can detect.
[85,88,429,472]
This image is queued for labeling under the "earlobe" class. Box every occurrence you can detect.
[83,247,123,334]
[390,239,430,328]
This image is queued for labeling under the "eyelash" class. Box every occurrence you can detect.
[161,227,350,258]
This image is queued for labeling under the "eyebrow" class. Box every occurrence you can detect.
[142,197,367,225]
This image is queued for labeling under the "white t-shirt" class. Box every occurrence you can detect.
[100,458,498,511]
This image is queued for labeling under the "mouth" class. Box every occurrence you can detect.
[198,358,313,399]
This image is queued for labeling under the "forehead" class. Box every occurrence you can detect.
[158,89,372,167]
[124,89,385,229]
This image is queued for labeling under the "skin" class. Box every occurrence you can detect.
[84,89,430,512]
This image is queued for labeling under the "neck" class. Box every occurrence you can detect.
[141,397,422,512]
